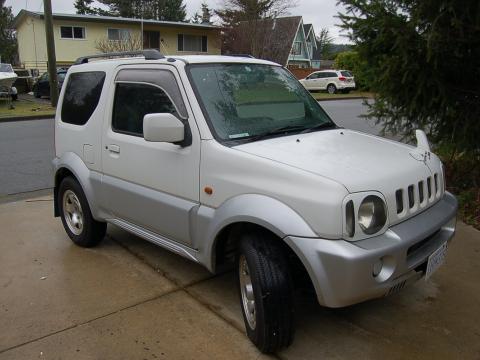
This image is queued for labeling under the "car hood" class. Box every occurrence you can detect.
[232,129,437,193]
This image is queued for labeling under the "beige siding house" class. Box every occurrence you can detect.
[13,10,221,72]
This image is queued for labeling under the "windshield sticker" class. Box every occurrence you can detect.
[229,133,250,139]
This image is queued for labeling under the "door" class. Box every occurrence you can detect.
[305,72,321,90]
[143,31,160,50]
[101,65,200,246]
[324,72,337,88]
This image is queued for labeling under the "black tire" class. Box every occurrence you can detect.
[58,177,106,247]
[34,90,40,98]
[237,231,294,353]
[327,83,337,94]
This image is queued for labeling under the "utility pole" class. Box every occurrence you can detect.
[43,0,58,106]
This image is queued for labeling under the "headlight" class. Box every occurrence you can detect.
[358,195,387,234]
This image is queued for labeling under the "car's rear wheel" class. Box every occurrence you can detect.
[327,84,337,94]
[237,231,294,353]
[58,177,106,247]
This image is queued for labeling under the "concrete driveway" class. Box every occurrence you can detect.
[1,196,480,359]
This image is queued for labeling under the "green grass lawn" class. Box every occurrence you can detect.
[0,99,56,119]
[312,90,374,100]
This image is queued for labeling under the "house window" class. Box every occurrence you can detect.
[108,28,132,41]
[177,34,207,52]
[291,42,302,56]
[60,26,85,39]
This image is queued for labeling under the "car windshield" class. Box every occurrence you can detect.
[0,64,13,73]
[341,71,353,77]
[188,63,335,143]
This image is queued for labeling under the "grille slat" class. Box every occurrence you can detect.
[395,174,440,218]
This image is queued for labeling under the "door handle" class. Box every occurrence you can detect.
[107,144,120,154]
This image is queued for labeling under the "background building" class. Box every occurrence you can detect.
[13,10,221,72]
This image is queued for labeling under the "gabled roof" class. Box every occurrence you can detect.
[13,9,220,30]
[303,24,313,38]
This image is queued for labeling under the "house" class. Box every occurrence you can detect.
[225,16,318,68]
[13,10,221,72]
[288,22,318,68]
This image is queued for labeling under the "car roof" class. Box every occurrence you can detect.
[69,55,280,70]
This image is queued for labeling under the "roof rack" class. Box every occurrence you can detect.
[74,49,164,65]
[228,54,255,58]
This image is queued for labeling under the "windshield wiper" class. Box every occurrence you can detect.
[300,122,336,134]
[247,125,309,142]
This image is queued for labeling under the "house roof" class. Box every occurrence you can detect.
[303,24,313,38]
[312,40,323,61]
[13,10,220,30]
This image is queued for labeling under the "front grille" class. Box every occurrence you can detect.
[395,173,441,216]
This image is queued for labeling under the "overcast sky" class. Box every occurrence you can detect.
[6,0,349,43]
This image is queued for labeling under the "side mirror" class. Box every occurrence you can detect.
[143,113,185,143]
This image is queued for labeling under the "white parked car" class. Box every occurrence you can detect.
[300,69,356,94]
[53,51,457,353]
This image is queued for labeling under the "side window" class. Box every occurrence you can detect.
[112,83,177,137]
[61,71,106,125]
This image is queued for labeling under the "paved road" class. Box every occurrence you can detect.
[0,99,377,196]
[0,118,54,196]
[321,98,381,135]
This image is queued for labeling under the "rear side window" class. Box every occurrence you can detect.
[112,83,177,136]
[341,71,353,77]
[61,71,105,125]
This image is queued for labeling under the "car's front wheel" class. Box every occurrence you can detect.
[327,84,337,94]
[237,231,294,353]
[58,177,106,247]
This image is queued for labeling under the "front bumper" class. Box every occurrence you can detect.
[285,192,458,308]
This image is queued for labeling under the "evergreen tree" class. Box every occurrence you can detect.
[86,0,186,21]
[201,3,211,23]
[338,0,480,154]
[74,0,94,15]
[0,0,16,64]
[160,0,186,22]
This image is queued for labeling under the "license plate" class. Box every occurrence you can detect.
[425,242,448,280]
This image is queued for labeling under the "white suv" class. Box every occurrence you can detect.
[53,50,457,353]
[299,69,356,93]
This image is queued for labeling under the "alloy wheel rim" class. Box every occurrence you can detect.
[63,190,84,235]
[239,254,256,330]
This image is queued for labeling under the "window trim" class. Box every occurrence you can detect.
[59,25,86,40]
[177,34,208,53]
[111,81,182,138]
[107,28,133,41]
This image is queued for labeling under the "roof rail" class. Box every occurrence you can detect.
[228,54,255,58]
[74,49,164,65]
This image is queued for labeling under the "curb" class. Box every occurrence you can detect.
[0,114,55,122]
[316,96,373,102]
